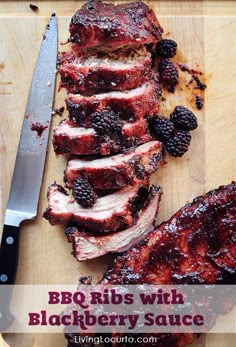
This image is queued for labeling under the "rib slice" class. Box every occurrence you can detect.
[69,0,163,50]
[43,182,149,233]
[64,141,163,190]
[66,80,160,127]
[66,185,162,261]
[53,119,151,155]
[58,46,152,94]
[102,182,236,285]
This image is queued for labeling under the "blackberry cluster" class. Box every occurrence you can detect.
[165,130,191,157]
[91,108,122,135]
[170,106,198,131]
[150,116,175,142]
[158,59,179,85]
[150,105,198,157]
[156,39,177,58]
[73,178,97,208]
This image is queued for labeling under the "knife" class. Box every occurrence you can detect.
[0,13,58,330]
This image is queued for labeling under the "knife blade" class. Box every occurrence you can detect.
[0,13,58,330]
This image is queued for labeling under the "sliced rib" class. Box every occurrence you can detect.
[64,141,163,190]
[43,182,149,233]
[66,185,162,261]
[69,0,163,50]
[58,46,152,95]
[53,119,151,155]
[66,81,160,127]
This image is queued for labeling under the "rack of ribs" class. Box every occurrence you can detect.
[65,182,236,346]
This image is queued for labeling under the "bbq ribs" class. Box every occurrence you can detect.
[65,182,236,346]
[65,185,162,261]
[102,182,236,285]
[69,0,163,50]
[44,182,151,233]
[45,0,164,256]
[59,46,153,95]
[64,141,163,190]
[53,118,152,155]
[66,81,160,127]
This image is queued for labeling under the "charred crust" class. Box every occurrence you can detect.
[149,149,163,171]
[134,163,145,180]
[52,183,69,196]
[42,208,51,221]
[130,185,149,217]
[150,184,162,196]
[53,141,72,154]
[65,224,78,237]
[79,275,92,285]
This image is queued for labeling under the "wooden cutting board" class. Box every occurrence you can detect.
[0,1,236,346]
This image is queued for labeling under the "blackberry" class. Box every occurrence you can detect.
[73,178,97,208]
[150,116,175,142]
[156,39,177,58]
[165,130,191,157]
[195,95,204,110]
[170,105,198,131]
[91,108,122,135]
[158,59,179,85]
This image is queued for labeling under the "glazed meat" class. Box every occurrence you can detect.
[66,81,160,127]
[66,183,235,346]
[69,0,163,50]
[44,182,150,233]
[102,182,236,285]
[66,185,162,260]
[59,46,152,95]
[64,141,163,190]
[53,118,151,155]
[65,184,236,347]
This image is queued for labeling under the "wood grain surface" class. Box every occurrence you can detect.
[0,1,236,347]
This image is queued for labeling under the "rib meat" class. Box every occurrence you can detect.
[94,183,236,347]
[59,46,152,95]
[69,0,163,50]
[102,182,236,285]
[66,185,162,260]
[65,183,236,347]
[66,81,160,127]
[53,119,151,155]
[64,141,163,190]
[43,182,150,233]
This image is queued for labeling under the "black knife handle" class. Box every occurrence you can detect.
[0,224,20,285]
[0,224,20,331]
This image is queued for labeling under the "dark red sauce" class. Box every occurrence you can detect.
[178,63,203,75]
[30,122,48,137]
[29,4,39,12]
